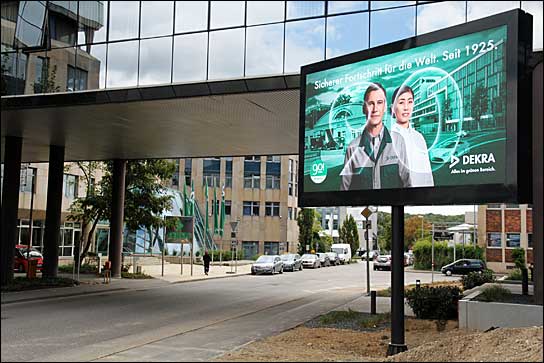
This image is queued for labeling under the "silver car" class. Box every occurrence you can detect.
[374,255,392,271]
[281,253,303,272]
[251,255,283,275]
[326,252,340,266]
[300,254,321,269]
[316,253,331,267]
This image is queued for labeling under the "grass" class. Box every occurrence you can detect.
[1,277,78,292]
[319,309,390,329]
[477,285,511,302]
[506,269,523,281]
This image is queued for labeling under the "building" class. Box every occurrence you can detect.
[478,204,534,273]
[2,1,542,296]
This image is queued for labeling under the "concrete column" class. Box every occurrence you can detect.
[1,136,22,285]
[533,62,543,305]
[109,159,126,278]
[42,145,65,278]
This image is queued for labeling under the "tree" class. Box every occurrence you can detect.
[68,159,176,267]
[471,84,488,131]
[377,212,392,252]
[297,209,315,254]
[340,215,359,256]
[318,234,334,254]
[32,63,61,94]
[404,216,432,251]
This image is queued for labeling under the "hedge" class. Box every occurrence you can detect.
[405,285,462,320]
[413,240,484,271]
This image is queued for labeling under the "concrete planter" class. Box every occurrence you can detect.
[459,283,543,330]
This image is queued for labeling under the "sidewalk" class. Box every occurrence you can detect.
[1,262,251,305]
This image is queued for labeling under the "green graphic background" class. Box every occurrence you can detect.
[303,25,507,192]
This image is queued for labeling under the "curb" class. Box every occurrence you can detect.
[169,273,251,284]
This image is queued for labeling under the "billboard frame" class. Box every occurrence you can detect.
[298,9,533,207]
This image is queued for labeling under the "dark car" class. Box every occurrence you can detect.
[281,253,303,272]
[14,245,43,272]
[441,259,486,276]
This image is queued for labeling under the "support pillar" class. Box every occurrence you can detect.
[109,159,126,278]
[388,205,408,356]
[42,145,65,278]
[533,62,543,305]
[1,136,22,285]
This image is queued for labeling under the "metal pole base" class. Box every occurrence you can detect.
[386,343,408,356]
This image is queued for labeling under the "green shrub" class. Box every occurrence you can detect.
[511,248,526,269]
[413,240,484,270]
[506,269,523,281]
[58,263,98,274]
[462,269,495,290]
[478,285,511,302]
[121,272,153,279]
[1,277,78,292]
[211,250,243,261]
[405,286,462,321]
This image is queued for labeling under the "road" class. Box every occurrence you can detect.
[1,262,458,362]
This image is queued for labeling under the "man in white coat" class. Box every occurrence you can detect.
[390,85,434,187]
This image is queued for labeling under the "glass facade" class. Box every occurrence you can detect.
[3,1,540,96]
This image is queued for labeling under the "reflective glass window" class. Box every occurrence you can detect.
[506,233,521,248]
[1,51,27,95]
[522,1,544,50]
[1,2,18,47]
[78,43,106,90]
[210,1,245,29]
[175,1,208,33]
[208,28,245,80]
[246,23,284,76]
[173,32,208,82]
[141,1,173,38]
[42,47,76,93]
[327,1,368,14]
[77,1,107,45]
[467,1,520,22]
[14,1,47,49]
[47,1,78,48]
[286,1,325,19]
[371,1,415,10]
[139,37,172,86]
[285,18,325,73]
[326,12,369,59]
[106,40,138,88]
[487,232,501,247]
[370,6,415,47]
[109,1,139,41]
[67,65,88,91]
[247,1,285,25]
[416,1,466,35]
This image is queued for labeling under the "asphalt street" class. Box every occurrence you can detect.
[1,262,459,362]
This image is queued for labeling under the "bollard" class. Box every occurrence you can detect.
[371,290,377,315]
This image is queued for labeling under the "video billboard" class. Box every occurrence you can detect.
[299,9,533,206]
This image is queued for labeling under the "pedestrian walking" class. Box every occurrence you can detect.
[203,250,212,276]
[103,260,111,283]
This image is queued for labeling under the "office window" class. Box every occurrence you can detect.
[175,1,208,33]
[264,241,279,255]
[506,233,521,248]
[139,37,172,86]
[107,40,138,88]
[33,56,48,93]
[173,32,208,82]
[209,28,245,80]
[247,1,285,25]
[286,1,325,20]
[327,1,368,14]
[326,12,369,59]
[487,232,501,247]
[19,167,36,193]
[77,0,107,45]
[488,203,502,209]
[244,175,260,189]
[265,202,280,217]
[140,1,173,38]
[288,207,293,220]
[78,44,106,90]
[266,175,280,189]
[172,160,180,187]
[244,156,261,189]
[245,23,284,76]
[225,157,233,188]
[47,4,78,47]
[184,158,192,186]
[528,233,533,249]
[210,1,245,29]
[370,6,415,47]
[67,65,88,91]
[225,200,232,215]
[285,18,325,73]
[203,158,221,187]
[109,1,139,41]
[63,174,78,198]
[416,1,465,35]
[243,201,260,216]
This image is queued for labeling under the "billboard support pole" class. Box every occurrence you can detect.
[387,205,407,356]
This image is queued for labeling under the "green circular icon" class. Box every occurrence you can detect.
[310,160,327,184]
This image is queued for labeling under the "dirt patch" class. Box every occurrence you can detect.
[216,318,542,362]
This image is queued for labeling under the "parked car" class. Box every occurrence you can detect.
[441,259,487,276]
[374,255,392,271]
[300,254,321,269]
[404,252,414,266]
[316,253,331,267]
[326,252,340,266]
[281,253,303,272]
[251,255,283,275]
[13,245,43,273]
[359,250,379,261]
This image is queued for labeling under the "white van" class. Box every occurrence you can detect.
[331,244,352,264]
